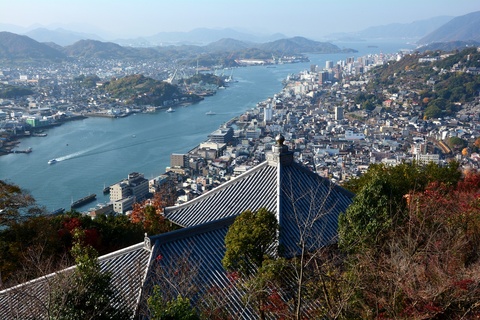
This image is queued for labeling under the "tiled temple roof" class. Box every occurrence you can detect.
[0,242,150,319]
[0,136,354,319]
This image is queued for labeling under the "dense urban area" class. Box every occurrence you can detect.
[1,46,480,216]
[2,36,480,319]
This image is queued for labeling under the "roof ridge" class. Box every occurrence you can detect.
[165,161,269,213]
[149,216,236,245]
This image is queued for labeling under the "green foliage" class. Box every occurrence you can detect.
[424,103,442,118]
[147,286,199,320]
[184,73,224,87]
[447,136,468,150]
[436,47,480,69]
[339,176,394,253]
[49,230,131,319]
[73,74,100,88]
[343,162,461,195]
[0,84,34,98]
[99,74,200,105]
[340,162,462,253]
[0,180,43,227]
[222,208,278,276]
[354,92,381,111]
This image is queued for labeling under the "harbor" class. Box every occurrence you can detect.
[0,42,410,212]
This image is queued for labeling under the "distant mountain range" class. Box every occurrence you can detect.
[0,32,65,60]
[0,32,355,62]
[1,10,479,61]
[135,28,287,46]
[1,27,286,47]
[417,11,480,44]
[24,28,103,46]
[1,11,479,47]
[329,11,480,51]
[342,16,454,40]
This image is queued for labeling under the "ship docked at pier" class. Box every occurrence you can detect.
[71,194,96,209]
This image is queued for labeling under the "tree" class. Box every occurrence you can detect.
[130,184,177,235]
[423,103,442,119]
[147,286,199,320]
[49,229,131,319]
[338,172,480,319]
[0,180,43,227]
[339,175,395,254]
[343,162,461,195]
[222,208,278,276]
[339,162,462,254]
[474,137,480,149]
[447,136,467,150]
[222,208,280,320]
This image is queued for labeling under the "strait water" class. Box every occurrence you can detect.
[0,41,414,212]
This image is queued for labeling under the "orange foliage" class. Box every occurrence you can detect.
[396,173,480,317]
[129,183,177,235]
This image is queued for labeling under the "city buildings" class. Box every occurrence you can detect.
[110,172,149,213]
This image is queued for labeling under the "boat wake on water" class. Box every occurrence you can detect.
[51,132,180,162]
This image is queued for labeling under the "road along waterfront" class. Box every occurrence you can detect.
[0,41,413,212]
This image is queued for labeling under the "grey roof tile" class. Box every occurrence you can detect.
[0,138,354,319]
[0,242,150,319]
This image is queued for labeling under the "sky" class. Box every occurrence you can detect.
[1,0,479,39]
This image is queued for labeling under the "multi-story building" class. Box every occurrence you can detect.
[335,106,344,121]
[110,172,149,213]
[170,153,188,168]
[208,126,233,144]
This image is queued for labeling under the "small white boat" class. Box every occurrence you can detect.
[206,111,216,115]
[48,159,57,165]
[166,107,174,113]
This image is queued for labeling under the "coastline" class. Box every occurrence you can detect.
[0,96,205,156]
[0,42,414,211]
[0,114,87,156]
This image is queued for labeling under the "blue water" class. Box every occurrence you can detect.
[0,41,414,211]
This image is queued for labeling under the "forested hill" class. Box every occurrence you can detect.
[0,31,355,65]
[418,11,480,44]
[98,74,202,105]
[365,47,480,119]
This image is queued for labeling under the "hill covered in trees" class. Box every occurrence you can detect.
[98,74,203,105]
[0,31,355,68]
[364,47,480,119]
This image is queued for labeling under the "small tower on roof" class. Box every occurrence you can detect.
[267,134,294,166]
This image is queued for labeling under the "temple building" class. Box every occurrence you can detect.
[0,136,353,319]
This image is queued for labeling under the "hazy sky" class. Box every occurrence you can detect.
[1,0,479,39]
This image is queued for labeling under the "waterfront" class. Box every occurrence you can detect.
[0,41,413,212]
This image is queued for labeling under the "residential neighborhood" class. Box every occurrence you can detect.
[165,47,480,207]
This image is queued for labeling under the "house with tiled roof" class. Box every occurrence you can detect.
[0,135,354,319]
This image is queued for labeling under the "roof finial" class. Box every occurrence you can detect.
[267,134,293,166]
[276,134,285,146]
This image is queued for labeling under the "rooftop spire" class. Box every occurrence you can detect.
[267,134,294,166]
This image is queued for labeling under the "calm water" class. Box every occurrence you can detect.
[0,41,414,211]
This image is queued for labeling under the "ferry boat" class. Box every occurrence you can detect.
[48,159,57,165]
